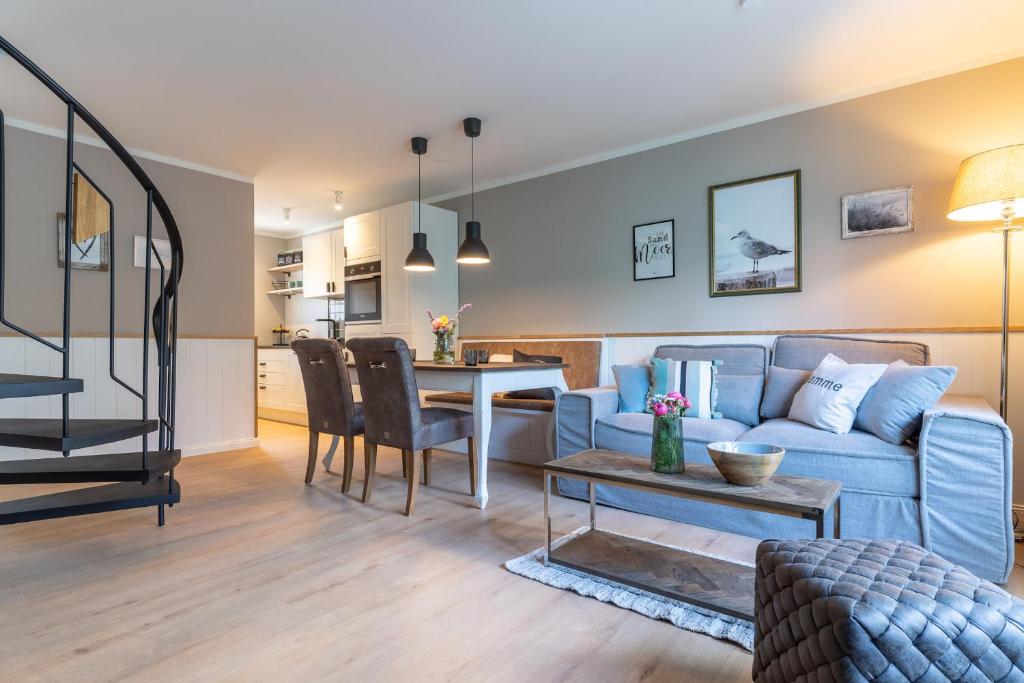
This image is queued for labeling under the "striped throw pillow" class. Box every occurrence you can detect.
[650,357,722,420]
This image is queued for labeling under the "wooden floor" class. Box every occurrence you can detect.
[0,420,1020,682]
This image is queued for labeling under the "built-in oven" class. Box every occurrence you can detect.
[343,260,382,324]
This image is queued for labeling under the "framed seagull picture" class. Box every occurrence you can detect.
[708,169,801,297]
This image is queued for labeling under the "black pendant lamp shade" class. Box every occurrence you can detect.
[457,117,491,265]
[457,220,490,264]
[405,136,435,272]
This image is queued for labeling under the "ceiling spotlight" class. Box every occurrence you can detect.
[334,191,344,212]
[283,207,291,225]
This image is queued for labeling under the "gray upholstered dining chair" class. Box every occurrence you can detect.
[346,336,476,515]
[290,338,364,493]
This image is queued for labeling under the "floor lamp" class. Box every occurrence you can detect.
[947,144,1024,421]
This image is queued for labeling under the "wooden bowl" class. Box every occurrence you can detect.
[706,442,785,486]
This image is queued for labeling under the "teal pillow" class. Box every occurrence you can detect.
[612,365,650,413]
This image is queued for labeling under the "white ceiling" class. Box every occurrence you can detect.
[1,0,1023,237]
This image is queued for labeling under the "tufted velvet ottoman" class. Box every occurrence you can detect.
[753,539,1024,682]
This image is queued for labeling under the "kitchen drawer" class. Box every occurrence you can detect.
[257,383,285,408]
[257,358,286,374]
[257,369,284,386]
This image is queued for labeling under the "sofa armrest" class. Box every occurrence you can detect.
[918,393,1013,583]
[554,386,619,459]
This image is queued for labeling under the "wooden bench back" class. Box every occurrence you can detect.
[461,340,601,391]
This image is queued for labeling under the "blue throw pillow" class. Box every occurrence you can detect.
[612,365,650,413]
[853,360,957,444]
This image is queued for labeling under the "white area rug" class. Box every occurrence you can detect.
[505,527,755,651]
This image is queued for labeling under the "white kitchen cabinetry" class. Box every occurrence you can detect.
[302,229,345,299]
[380,204,412,335]
[343,210,381,264]
[257,348,308,426]
[378,202,458,356]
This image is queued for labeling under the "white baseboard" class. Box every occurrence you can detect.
[180,437,259,457]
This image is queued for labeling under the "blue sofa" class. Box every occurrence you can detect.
[554,335,1014,583]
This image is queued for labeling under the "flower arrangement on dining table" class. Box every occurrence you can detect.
[426,303,471,363]
[647,391,692,474]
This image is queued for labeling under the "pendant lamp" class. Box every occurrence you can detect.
[404,136,435,271]
[457,117,491,264]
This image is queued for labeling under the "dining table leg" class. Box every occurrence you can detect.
[472,373,493,509]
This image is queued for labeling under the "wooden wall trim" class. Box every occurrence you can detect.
[0,332,259,340]
[460,326,1023,341]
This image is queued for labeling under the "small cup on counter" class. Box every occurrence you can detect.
[463,349,479,366]
[476,349,490,364]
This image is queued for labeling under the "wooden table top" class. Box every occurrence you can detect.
[346,361,569,372]
[545,449,841,516]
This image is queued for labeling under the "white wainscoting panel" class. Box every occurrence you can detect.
[0,336,256,461]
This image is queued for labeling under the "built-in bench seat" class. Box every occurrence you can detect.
[424,340,602,464]
[424,392,555,412]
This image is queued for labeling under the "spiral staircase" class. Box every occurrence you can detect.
[0,35,182,526]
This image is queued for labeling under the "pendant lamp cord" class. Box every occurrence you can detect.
[470,137,475,221]
[417,152,422,234]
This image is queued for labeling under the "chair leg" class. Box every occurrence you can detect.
[405,450,422,516]
[402,451,409,479]
[422,448,432,486]
[362,442,377,503]
[341,436,355,494]
[305,431,320,484]
[466,436,477,497]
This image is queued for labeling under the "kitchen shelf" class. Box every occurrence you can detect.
[266,287,303,296]
[268,262,304,274]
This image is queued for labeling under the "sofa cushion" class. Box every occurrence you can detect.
[787,353,888,434]
[504,349,562,400]
[738,418,918,497]
[654,344,768,427]
[760,366,811,419]
[594,412,749,456]
[772,334,929,370]
[612,364,650,413]
[854,360,957,445]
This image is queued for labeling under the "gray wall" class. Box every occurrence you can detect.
[439,58,1024,337]
[254,234,287,346]
[3,125,254,338]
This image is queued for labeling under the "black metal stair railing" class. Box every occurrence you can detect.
[0,34,182,474]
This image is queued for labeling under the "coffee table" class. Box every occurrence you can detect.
[542,449,842,621]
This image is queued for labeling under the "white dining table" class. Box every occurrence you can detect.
[345,360,569,509]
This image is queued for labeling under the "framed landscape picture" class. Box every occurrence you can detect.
[633,219,675,281]
[841,186,913,239]
[708,170,801,297]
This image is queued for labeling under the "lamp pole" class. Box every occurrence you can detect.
[1000,202,1019,421]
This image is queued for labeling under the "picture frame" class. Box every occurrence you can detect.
[633,219,675,281]
[841,186,913,239]
[57,212,109,271]
[133,235,173,269]
[708,169,801,297]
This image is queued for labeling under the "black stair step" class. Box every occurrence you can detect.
[0,373,84,399]
[0,418,158,451]
[0,450,180,484]
[0,477,180,525]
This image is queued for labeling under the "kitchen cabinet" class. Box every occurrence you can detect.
[302,229,345,299]
[380,204,412,335]
[343,210,381,264]
[258,348,307,425]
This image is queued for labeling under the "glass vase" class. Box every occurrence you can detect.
[433,331,456,364]
[651,415,685,474]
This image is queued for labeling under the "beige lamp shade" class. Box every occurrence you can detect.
[947,144,1024,223]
